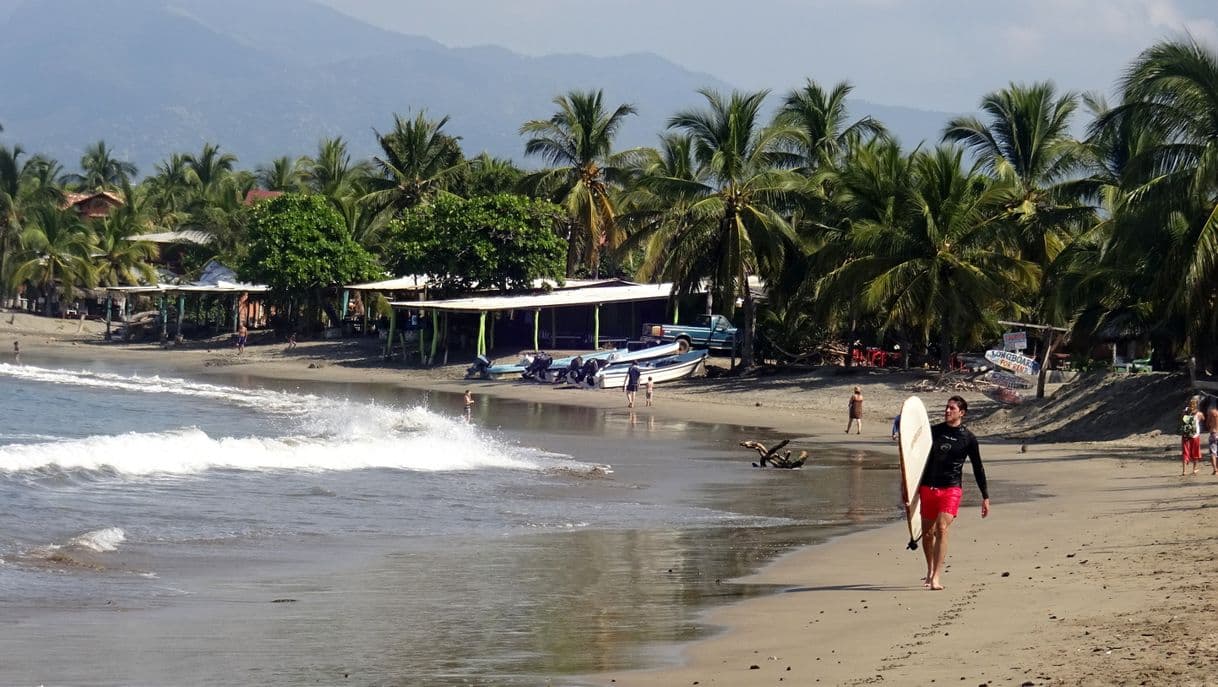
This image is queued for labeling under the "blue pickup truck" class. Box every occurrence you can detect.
[641,314,738,352]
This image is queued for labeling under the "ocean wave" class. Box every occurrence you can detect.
[0,363,598,477]
[69,527,126,552]
[0,362,310,415]
[0,425,542,476]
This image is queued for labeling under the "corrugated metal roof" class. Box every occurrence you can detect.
[390,283,675,313]
[346,275,431,291]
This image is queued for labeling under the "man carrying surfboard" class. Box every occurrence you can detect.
[919,395,990,591]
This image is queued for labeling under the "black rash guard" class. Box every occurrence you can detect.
[919,422,989,499]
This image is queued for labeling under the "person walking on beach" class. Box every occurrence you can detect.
[12,340,19,365]
[918,395,990,591]
[644,376,654,407]
[845,386,864,434]
[624,361,641,408]
[1179,397,1204,475]
[1207,403,1218,475]
[236,325,248,355]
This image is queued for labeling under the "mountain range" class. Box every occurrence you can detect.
[0,0,959,175]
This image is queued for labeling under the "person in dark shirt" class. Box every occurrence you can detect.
[918,395,990,591]
[624,361,642,408]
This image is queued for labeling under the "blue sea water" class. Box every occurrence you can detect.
[0,359,900,686]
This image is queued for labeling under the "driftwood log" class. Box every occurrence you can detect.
[740,440,808,469]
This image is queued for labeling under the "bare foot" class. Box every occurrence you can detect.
[929,583,945,591]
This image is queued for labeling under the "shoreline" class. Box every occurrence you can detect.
[4,315,1211,684]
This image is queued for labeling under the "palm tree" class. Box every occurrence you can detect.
[184,143,237,197]
[822,146,1038,370]
[65,140,137,191]
[303,137,373,201]
[640,89,806,368]
[94,185,158,287]
[776,79,887,173]
[1094,39,1218,370]
[256,156,307,192]
[519,89,639,275]
[12,205,98,315]
[145,153,195,225]
[943,82,1091,395]
[455,152,522,197]
[363,112,466,213]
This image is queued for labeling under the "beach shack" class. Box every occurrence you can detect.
[388,281,681,365]
[103,262,269,343]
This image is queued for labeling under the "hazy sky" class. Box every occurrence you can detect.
[317,0,1217,111]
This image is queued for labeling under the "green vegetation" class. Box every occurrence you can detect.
[1,38,1217,383]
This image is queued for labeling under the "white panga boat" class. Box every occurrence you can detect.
[590,350,708,389]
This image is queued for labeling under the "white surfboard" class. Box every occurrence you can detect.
[898,396,933,550]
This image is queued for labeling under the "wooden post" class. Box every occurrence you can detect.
[430,310,440,364]
[442,312,449,365]
[593,304,600,349]
[159,294,168,343]
[487,312,495,353]
[550,309,556,348]
[477,311,487,356]
[382,306,397,360]
[104,292,112,341]
[419,312,426,364]
[533,308,540,351]
[176,293,185,342]
[231,294,239,333]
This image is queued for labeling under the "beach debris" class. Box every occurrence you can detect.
[271,598,297,603]
[740,440,808,468]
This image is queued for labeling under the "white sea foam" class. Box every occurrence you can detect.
[0,363,577,476]
[69,527,126,552]
[0,363,309,415]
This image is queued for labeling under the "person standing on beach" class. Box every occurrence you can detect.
[919,395,989,591]
[463,389,474,421]
[1180,397,1203,475]
[624,361,641,408]
[845,386,864,434]
[644,376,654,407]
[236,325,248,355]
[1207,403,1218,475]
[12,340,19,365]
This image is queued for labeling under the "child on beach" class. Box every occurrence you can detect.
[464,389,474,421]
[13,340,19,364]
[236,325,248,355]
[645,377,654,407]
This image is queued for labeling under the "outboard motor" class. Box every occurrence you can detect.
[583,358,608,388]
[523,352,553,380]
[465,355,491,379]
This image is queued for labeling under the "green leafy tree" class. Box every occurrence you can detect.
[384,194,565,294]
[237,193,380,329]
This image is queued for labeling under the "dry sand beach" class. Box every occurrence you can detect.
[4,313,1212,686]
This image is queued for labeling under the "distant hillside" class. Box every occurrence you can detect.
[0,0,957,174]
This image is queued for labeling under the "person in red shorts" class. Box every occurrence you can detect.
[1180,397,1203,476]
[918,395,990,591]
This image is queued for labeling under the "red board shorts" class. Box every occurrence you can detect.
[1182,436,1202,462]
[919,485,963,519]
